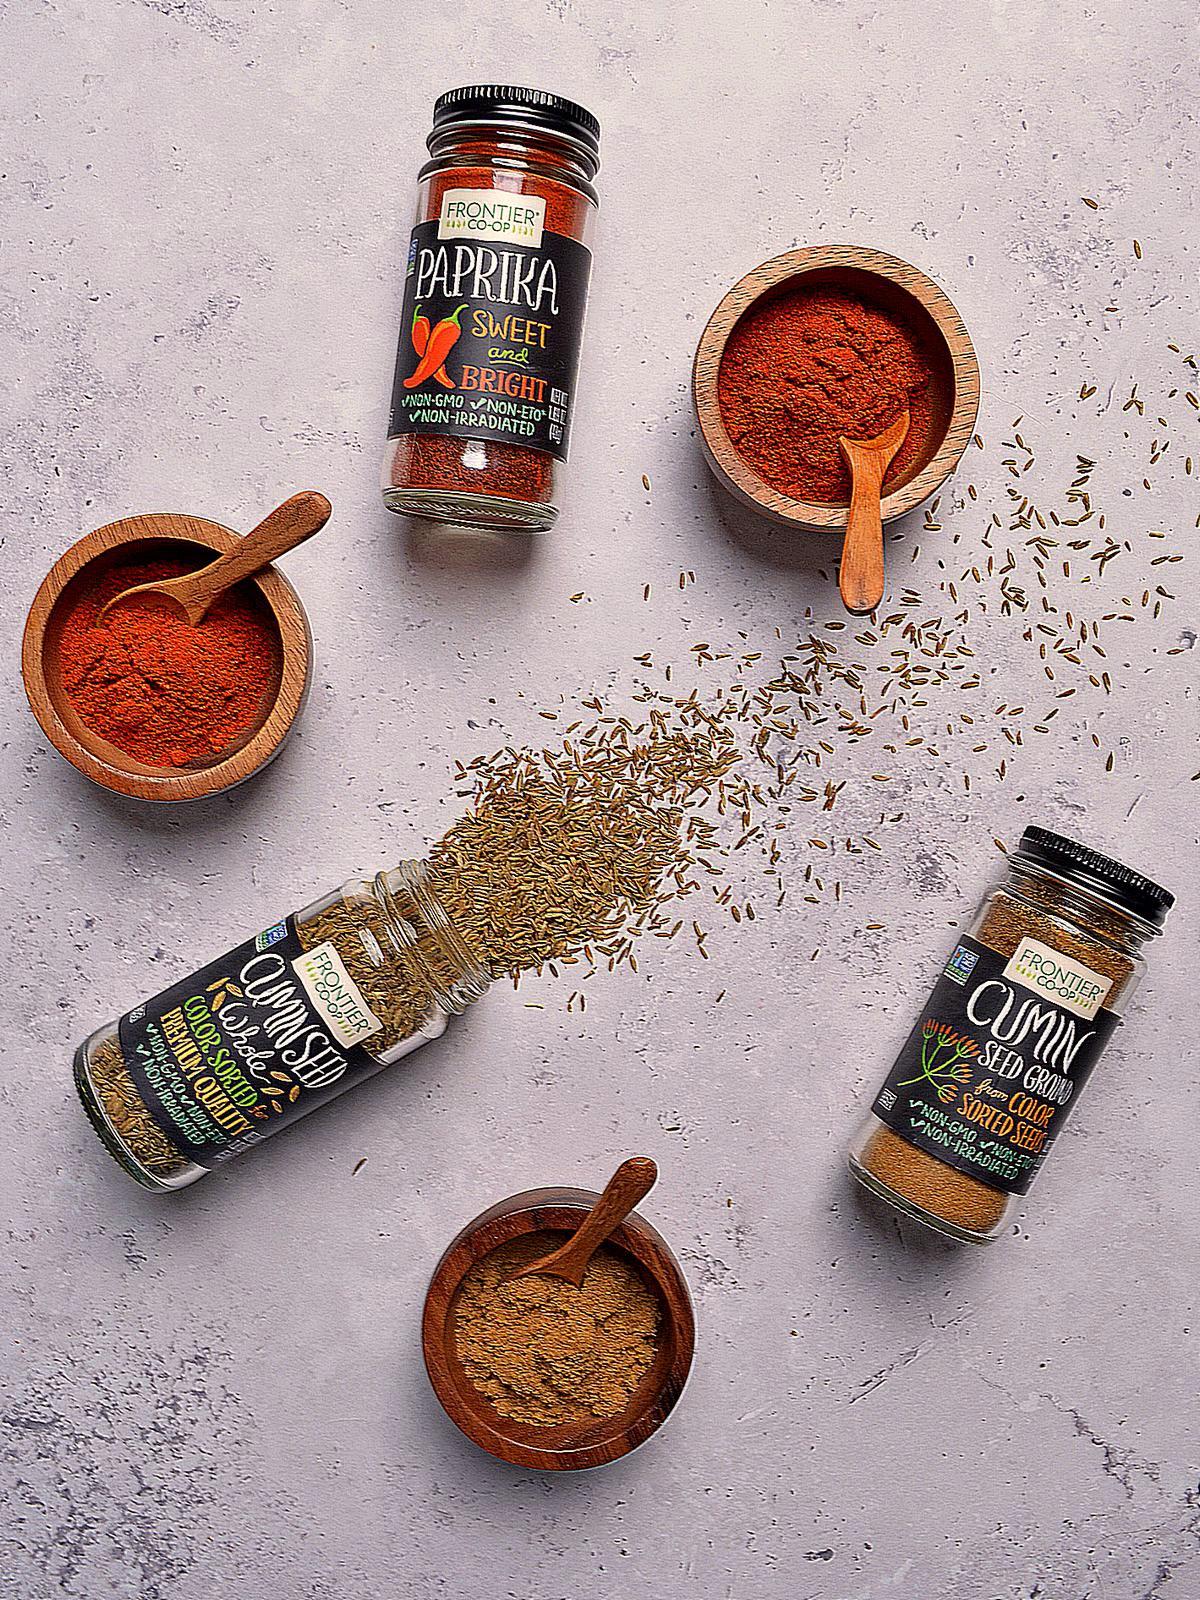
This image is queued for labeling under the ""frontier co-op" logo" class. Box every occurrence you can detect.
[1002,936,1113,1019]
[438,188,546,248]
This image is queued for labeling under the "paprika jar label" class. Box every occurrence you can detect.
[118,917,429,1169]
[871,936,1120,1195]
[387,206,592,462]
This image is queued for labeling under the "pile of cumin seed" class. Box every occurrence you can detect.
[439,693,745,976]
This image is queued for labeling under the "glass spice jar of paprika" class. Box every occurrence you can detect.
[382,85,600,533]
[849,828,1173,1244]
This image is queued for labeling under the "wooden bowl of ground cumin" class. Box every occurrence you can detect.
[422,1186,695,1471]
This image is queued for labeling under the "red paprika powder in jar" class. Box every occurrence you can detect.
[717,285,940,504]
[382,86,601,533]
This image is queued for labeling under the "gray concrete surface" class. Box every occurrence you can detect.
[3,3,1198,1597]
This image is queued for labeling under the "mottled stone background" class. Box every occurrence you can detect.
[2,2,1197,1597]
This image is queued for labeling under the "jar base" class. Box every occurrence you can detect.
[382,485,557,534]
[73,1042,172,1191]
[847,1151,1002,1245]
[73,1034,205,1191]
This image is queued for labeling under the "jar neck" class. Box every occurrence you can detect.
[423,120,599,202]
[372,860,491,1014]
[1002,859,1158,957]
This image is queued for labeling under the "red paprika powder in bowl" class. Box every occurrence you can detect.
[22,513,312,802]
[693,245,979,535]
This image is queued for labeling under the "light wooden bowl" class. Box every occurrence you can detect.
[22,512,312,802]
[422,1186,696,1472]
[693,244,980,533]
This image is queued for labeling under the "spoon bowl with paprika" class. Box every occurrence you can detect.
[22,503,316,802]
[693,244,979,550]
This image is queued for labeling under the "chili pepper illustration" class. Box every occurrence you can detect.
[410,305,454,389]
[412,304,431,354]
[405,304,466,388]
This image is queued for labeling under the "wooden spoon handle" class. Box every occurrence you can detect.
[523,1157,658,1282]
[187,491,332,611]
[838,442,887,615]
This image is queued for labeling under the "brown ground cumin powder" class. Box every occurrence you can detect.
[453,1235,660,1428]
[858,854,1142,1238]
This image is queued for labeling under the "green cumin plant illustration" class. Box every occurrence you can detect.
[899,1019,980,1102]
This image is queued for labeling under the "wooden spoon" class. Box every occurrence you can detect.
[837,410,909,616]
[506,1157,659,1287]
[99,490,332,626]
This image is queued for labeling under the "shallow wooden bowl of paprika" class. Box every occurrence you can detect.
[422,1185,696,1472]
[21,512,312,802]
[693,244,980,534]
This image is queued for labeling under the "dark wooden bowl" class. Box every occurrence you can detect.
[422,1186,696,1471]
[693,244,980,533]
[21,512,312,802]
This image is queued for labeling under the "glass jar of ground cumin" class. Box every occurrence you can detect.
[849,828,1173,1244]
[382,86,600,533]
[74,862,490,1190]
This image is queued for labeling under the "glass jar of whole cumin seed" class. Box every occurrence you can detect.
[849,828,1173,1243]
[381,85,601,533]
[74,862,490,1190]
